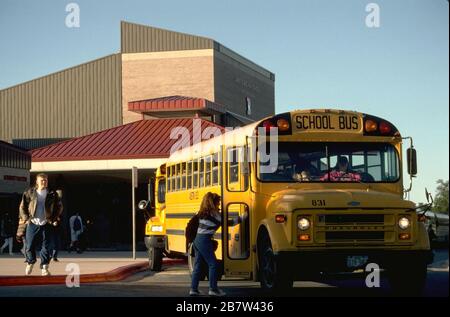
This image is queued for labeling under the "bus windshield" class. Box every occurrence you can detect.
[258,142,400,183]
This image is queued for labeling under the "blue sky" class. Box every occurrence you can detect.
[0,0,448,202]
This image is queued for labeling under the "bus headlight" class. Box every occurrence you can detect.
[298,217,311,230]
[151,225,163,232]
[398,217,410,230]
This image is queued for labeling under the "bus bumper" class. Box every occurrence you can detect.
[275,249,434,274]
[144,235,166,250]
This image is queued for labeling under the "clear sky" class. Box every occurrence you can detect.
[0,0,448,203]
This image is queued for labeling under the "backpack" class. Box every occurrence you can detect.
[185,214,199,245]
[73,217,82,231]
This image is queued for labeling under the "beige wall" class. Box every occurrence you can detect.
[0,54,122,143]
[121,50,215,124]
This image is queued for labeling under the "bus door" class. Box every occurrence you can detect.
[222,146,252,279]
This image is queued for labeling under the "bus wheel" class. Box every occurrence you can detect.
[258,233,293,292]
[387,260,427,296]
[148,247,163,271]
[188,243,207,280]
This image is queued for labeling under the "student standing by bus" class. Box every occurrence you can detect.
[190,192,245,297]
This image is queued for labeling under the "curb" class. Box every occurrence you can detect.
[0,258,185,287]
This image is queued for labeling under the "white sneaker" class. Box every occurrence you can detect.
[189,289,202,296]
[25,263,34,275]
[208,288,226,296]
[41,265,50,276]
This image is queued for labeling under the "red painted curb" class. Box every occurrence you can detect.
[0,258,186,287]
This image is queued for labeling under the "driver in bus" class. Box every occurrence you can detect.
[320,156,361,182]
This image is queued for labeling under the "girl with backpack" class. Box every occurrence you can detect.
[189,192,244,297]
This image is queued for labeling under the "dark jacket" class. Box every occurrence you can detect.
[17,187,63,237]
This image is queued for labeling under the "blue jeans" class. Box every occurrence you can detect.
[25,223,52,268]
[51,225,61,258]
[191,234,218,291]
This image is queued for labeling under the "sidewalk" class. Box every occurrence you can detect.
[0,251,183,286]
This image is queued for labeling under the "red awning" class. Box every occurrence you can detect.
[128,96,226,115]
[31,118,224,162]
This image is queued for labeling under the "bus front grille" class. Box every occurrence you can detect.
[320,214,384,224]
[313,213,392,244]
[325,231,384,241]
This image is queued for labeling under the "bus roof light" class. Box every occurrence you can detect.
[379,121,392,135]
[364,120,378,133]
[262,120,276,132]
[277,118,290,132]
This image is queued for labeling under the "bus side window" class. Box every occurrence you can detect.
[176,164,181,190]
[212,153,219,185]
[187,160,192,189]
[167,166,173,192]
[167,166,171,192]
[228,148,239,184]
[227,147,248,192]
[205,155,212,187]
[181,162,187,190]
[199,157,205,187]
[193,159,199,189]
[226,203,250,259]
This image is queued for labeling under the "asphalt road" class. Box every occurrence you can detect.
[0,249,447,298]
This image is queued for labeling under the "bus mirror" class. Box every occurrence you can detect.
[407,148,417,176]
[138,200,149,211]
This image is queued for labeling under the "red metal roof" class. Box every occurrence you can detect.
[128,96,225,114]
[31,118,224,162]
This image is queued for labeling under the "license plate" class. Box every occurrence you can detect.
[346,256,369,268]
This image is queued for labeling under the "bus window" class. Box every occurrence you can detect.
[187,161,192,189]
[175,164,180,191]
[199,158,205,187]
[167,166,172,192]
[205,155,212,187]
[158,179,166,203]
[228,148,239,184]
[212,153,219,185]
[226,203,250,259]
[227,147,249,192]
[181,162,187,190]
[172,164,176,191]
[259,142,399,183]
[193,160,199,189]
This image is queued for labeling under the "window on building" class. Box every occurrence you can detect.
[245,97,252,116]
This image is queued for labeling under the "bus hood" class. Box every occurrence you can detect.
[267,189,415,212]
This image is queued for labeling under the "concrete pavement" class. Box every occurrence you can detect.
[0,251,184,287]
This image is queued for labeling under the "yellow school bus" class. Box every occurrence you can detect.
[141,109,433,294]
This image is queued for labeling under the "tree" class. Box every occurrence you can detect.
[432,179,449,214]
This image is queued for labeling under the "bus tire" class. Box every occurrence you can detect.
[258,231,293,292]
[387,260,427,296]
[148,247,163,271]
